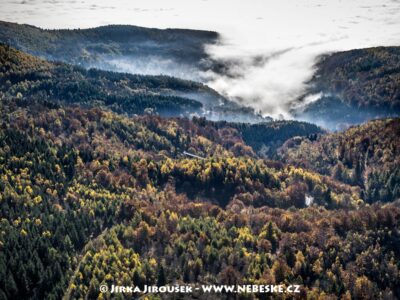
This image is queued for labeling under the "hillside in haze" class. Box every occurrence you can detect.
[0,44,267,122]
[0,21,218,79]
[294,47,400,129]
[2,21,400,129]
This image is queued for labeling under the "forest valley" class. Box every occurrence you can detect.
[0,44,399,300]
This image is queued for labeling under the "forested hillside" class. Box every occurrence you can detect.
[2,21,399,129]
[1,88,399,299]
[294,47,400,129]
[0,44,265,122]
[279,118,400,203]
[0,21,217,70]
[202,119,323,158]
[311,47,400,110]
[0,45,399,299]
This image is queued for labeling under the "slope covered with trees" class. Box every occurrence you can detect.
[0,44,202,117]
[1,93,399,299]
[70,202,400,300]
[0,21,218,69]
[0,44,266,122]
[294,47,400,129]
[310,47,400,111]
[279,118,400,203]
[201,118,323,158]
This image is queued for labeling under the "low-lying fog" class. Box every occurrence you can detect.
[2,0,400,119]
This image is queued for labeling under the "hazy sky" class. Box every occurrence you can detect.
[1,0,400,118]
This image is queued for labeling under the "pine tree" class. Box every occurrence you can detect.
[157,265,166,286]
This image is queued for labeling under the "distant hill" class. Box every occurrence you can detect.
[278,118,400,203]
[2,22,400,129]
[0,44,265,122]
[293,47,400,129]
[0,21,218,79]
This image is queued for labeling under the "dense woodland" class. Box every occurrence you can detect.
[279,118,400,203]
[0,44,264,123]
[310,47,400,111]
[0,21,218,67]
[201,119,323,158]
[293,47,400,128]
[0,44,204,117]
[0,44,399,300]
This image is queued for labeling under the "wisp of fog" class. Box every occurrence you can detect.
[1,0,400,119]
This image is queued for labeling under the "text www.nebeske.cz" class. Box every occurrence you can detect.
[100,284,301,294]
